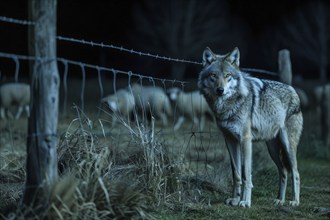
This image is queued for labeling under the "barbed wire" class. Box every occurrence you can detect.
[0,15,278,76]
[56,36,278,76]
[0,16,35,25]
[57,36,203,65]
[241,68,277,76]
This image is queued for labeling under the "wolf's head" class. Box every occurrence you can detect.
[198,47,241,99]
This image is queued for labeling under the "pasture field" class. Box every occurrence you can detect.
[0,79,329,219]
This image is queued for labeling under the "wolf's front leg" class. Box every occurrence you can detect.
[224,136,242,206]
[239,135,253,208]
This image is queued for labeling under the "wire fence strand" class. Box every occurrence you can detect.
[0,15,278,77]
[0,52,188,84]
[57,36,203,65]
[0,16,35,25]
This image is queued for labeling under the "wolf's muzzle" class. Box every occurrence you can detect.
[216,87,224,96]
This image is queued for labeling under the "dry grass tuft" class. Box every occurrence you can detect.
[54,106,153,219]
[0,151,26,184]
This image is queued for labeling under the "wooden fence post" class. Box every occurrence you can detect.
[321,85,330,145]
[278,49,292,85]
[22,0,59,213]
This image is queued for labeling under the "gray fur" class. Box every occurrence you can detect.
[198,47,303,208]
[0,82,30,119]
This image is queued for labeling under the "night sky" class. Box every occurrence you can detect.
[0,0,329,81]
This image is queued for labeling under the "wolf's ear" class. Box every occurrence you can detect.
[202,47,217,67]
[225,47,240,67]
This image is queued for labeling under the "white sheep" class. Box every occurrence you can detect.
[0,82,30,120]
[101,88,135,126]
[167,87,214,131]
[131,83,172,126]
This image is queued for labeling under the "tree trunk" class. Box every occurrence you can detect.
[23,0,59,214]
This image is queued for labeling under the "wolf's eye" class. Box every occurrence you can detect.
[209,72,217,82]
[224,72,232,78]
[209,72,217,78]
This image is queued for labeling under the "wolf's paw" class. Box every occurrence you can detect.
[274,199,285,206]
[288,200,299,207]
[225,197,240,206]
[238,200,251,208]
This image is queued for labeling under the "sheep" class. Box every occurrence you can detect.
[131,83,172,126]
[0,82,30,120]
[167,87,214,131]
[101,88,135,126]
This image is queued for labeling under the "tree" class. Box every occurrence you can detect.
[131,0,247,80]
[280,0,329,81]
[23,0,59,215]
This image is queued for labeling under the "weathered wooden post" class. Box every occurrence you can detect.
[22,0,59,213]
[278,49,292,85]
[321,85,330,145]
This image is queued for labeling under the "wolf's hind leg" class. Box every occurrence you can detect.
[279,127,300,206]
[224,135,242,207]
[266,139,288,206]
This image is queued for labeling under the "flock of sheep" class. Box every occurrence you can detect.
[0,81,215,130]
[0,81,329,131]
[100,83,214,130]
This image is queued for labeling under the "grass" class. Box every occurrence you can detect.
[0,102,329,219]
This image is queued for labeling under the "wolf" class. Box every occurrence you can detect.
[198,47,303,208]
